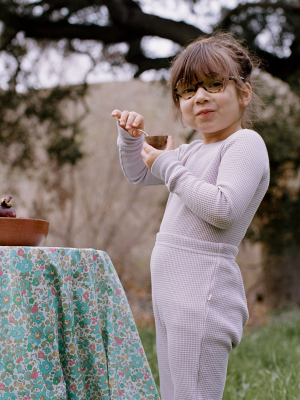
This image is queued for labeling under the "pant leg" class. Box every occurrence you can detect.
[151,243,211,400]
[152,294,174,400]
[165,311,206,400]
[196,257,249,399]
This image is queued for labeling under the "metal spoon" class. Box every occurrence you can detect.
[117,118,148,136]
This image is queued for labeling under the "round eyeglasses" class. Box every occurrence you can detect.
[174,76,245,100]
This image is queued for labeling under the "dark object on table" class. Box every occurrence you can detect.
[0,196,16,217]
[145,135,168,150]
[0,218,49,246]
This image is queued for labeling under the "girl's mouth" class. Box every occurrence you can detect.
[197,110,215,118]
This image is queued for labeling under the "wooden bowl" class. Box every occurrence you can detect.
[0,218,49,246]
[145,135,168,150]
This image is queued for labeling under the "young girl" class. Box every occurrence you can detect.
[111,32,270,400]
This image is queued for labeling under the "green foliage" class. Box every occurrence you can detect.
[224,311,300,399]
[0,1,90,170]
[138,328,159,388]
[139,310,300,398]
[0,85,88,169]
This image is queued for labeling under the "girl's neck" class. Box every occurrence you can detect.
[202,121,243,145]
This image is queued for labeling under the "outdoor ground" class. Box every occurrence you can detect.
[139,309,300,399]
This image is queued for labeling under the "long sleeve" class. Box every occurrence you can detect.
[151,130,269,229]
[117,124,164,186]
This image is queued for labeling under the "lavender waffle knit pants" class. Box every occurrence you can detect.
[151,233,249,400]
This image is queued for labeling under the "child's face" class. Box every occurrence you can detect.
[178,79,251,143]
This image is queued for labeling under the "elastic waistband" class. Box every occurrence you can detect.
[155,232,238,260]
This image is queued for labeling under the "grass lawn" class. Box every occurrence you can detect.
[138,310,300,399]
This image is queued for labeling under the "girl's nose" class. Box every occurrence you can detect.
[194,86,210,103]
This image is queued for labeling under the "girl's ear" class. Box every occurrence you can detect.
[240,82,252,108]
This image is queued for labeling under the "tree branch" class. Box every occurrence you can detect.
[99,0,204,45]
[2,0,300,81]
[1,1,204,47]
[124,39,172,76]
[218,1,300,30]
[217,1,300,80]
[24,20,141,44]
[254,43,300,81]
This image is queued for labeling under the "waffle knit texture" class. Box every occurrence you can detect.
[117,125,270,400]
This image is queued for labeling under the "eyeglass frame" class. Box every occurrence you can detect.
[173,76,245,100]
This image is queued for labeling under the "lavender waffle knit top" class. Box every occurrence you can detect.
[117,125,270,247]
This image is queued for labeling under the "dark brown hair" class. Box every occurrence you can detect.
[170,31,262,129]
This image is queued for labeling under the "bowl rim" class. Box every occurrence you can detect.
[145,135,168,139]
[0,217,49,223]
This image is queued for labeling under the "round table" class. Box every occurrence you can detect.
[0,247,160,399]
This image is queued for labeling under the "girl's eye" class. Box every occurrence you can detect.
[209,81,223,88]
[182,86,195,94]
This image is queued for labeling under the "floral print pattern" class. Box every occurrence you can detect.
[0,247,160,399]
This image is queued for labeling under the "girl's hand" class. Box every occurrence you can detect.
[141,136,174,170]
[111,109,144,137]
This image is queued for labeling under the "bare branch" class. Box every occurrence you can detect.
[1,0,300,85]
[0,1,202,47]
[103,0,203,45]
[24,20,140,44]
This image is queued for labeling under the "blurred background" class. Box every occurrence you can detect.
[1,0,300,331]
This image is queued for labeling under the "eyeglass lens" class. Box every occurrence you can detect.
[175,76,224,99]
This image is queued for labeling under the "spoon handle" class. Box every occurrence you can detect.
[117,118,148,136]
[137,128,149,137]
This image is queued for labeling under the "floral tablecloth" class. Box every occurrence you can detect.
[0,247,160,400]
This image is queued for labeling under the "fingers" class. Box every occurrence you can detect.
[141,142,162,170]
[111,109,121,119]
[166,136,174,151]
[142,141,152,155]
[141,144,155,170]
[127,113,144,130]
[111,109,144,137]
[141,136,175,170]
[141,147,147,162]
